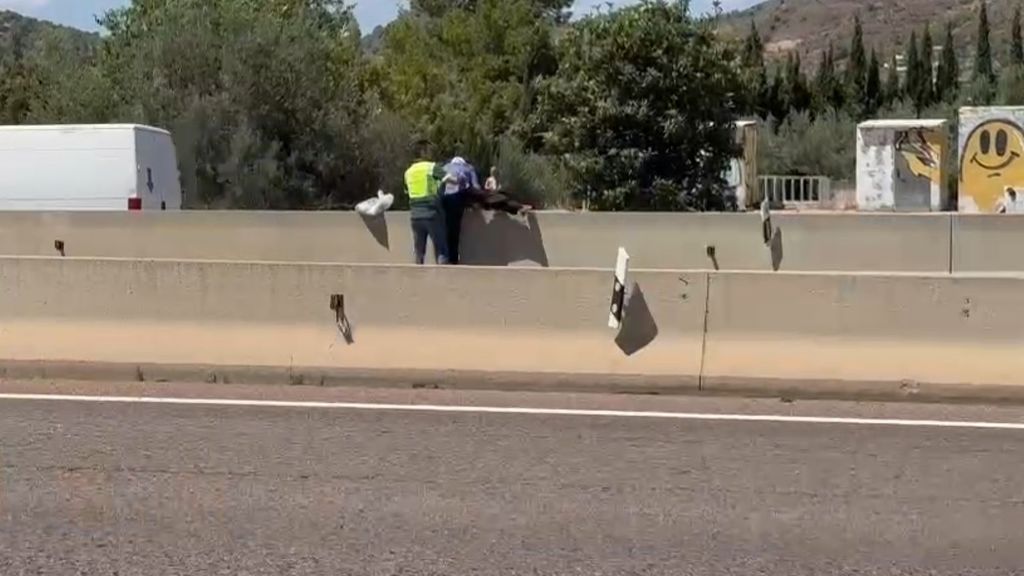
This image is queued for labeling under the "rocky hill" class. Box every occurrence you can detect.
[722,0,1016,65]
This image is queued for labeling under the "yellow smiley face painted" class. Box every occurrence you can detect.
[961,119,1024,212]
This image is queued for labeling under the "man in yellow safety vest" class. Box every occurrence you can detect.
[405,157,458,265]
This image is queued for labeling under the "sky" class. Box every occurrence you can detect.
[0,0,761,32]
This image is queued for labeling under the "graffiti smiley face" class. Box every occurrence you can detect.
[960,119,1024,212]
[965,120,1024,176]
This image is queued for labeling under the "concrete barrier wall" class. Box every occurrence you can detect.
[0,211,420,264]
[953,214,1024,272]
[766,212,950,272]
[703,272,1024,392]
[0,210,954,272]
[3,256,1024,395]
[0,257,707,390]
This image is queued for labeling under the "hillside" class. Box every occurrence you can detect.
[722,0,1016,65]
[0,9,98,64]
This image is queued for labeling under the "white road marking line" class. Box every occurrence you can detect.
[0,393,1023,430]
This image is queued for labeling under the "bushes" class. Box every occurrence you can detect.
[443,129,571,209]
[491,137,571,209]
[759,111,858,181]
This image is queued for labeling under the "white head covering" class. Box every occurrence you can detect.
[451,156,467,165]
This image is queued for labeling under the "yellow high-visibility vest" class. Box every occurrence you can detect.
[405,161,439,200]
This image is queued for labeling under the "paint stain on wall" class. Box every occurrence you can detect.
[896,130,942,185]
[895,129,943,211]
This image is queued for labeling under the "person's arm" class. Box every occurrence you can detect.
[434,164,458,185]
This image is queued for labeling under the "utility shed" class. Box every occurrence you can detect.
[856,119,950,212]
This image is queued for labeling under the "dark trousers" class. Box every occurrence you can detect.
[411,215,449,265]
[442,193,467,265]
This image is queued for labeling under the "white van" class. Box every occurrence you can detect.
[0,124,182,211]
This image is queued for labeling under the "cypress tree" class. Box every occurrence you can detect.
[936,21,960,103]
[936,43,948,101]
[1013,5,1024,67]
[847,15,868,108]
[884,52,901,105]
[976,0,995,83]
[782,53,796,112]
[815,44,836,111]
[742,21,767,115]
[920,24,935,107]
[743,21,765,69]
[906,31,921,108]
[949,26,961,100]
[865,48,882,115]
[829,43,845,110]
[787,52,811,112]
[769,65,788,120]
[756,63,771,117]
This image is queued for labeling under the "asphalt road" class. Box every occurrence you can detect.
[1,382,1024,575]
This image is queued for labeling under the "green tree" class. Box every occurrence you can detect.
[935,21,960,103]
[998,64,1024,105]
[919,24,934,107]
[976,0,995,84]
[98,0,370,209]
[814,43,845,113]
[1002,6,1024,106]
[884,52,901,106]
[785,52,812,113]
[376,0,568,151]
[747,58,771,118]
[741,20,767,116]
[534,0,743,210]
[905,32,921,111]
[17,28,112,123]
[846,15,867,112]
[865,48,882,115]
[0,60,35,124]
[742,20,764,69]
[767,63,788,119]
[1013,5,1024,66]
[0,13,101,124]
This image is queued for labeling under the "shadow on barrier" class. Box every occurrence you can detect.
[359,213,390,250]
[331,294,355,345]
[461,210,549,267]
[770,227,784,271]
[615,282,659,356]
[706,245,720,270]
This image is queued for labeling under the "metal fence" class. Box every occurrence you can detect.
[760,175,831,207]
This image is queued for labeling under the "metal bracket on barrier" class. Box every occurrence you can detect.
[760,198,773,245]
[608,247,630,329]
[54,240,65,257]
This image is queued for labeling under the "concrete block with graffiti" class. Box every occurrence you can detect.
[856,120,950,212]
[959,107,1024,213]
